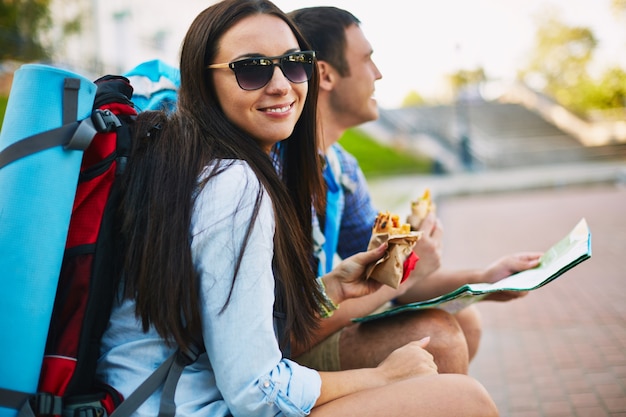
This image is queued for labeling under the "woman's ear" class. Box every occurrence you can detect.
[317,60,336,92]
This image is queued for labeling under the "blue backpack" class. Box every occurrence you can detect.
[124,59,180,113]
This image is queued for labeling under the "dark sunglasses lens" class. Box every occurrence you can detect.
[232,53,314,90]
[282,57,313,83]
[234,64,273,90]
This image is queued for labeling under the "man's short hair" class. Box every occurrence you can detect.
[289,6,360,77]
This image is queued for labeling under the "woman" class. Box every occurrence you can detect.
[96,1,499,416]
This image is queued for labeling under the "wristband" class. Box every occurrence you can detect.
[317,277,339,318]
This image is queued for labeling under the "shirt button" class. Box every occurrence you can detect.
[263,380,270,388]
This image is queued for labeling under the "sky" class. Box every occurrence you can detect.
[87,0,626,109]
[272,0,626,107]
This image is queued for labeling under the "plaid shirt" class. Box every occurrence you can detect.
[331,144,378,259]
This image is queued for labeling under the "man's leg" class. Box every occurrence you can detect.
[453,305,483,362]
[339,308,469,374]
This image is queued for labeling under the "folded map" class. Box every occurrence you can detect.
[354,218,592,322]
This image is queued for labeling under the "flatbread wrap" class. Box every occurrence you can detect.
[366,211,421,289]
[407,188,436,231]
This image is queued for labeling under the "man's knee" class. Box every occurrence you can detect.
[454,305,483,362]
[409,309,469,374]
[339,308,469,373]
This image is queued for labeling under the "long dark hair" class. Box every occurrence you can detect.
[289,6,361,77]
[118,0,325,352]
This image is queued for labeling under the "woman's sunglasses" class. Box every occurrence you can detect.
[207,51,316,91]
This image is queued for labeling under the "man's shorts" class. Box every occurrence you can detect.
[294,330,342,371]
[294,302,394,371]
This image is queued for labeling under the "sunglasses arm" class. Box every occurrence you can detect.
[206,63,231,69]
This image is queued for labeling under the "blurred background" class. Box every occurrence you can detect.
[1,1,625,415]
[1,0,626,174]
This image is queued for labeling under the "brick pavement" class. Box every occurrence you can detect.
[435,184,626,416]
[368,165,626,416]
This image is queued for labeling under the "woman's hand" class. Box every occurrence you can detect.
[321,243,388,304]
[314,336,438,407]
[376,337,438,382]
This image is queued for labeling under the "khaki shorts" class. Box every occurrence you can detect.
[294,302,394,371]
[294,330,342,371]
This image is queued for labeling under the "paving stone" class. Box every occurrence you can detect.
[370,163,626,417]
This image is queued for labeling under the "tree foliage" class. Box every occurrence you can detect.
[448,67,486,96]
[576,67,626,110]
[401,90,426,107]
[0,0,52,61]
[522,13,597,99]
[518,9,626,114]
[612,0,626,14]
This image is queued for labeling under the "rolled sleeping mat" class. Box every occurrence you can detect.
[0,64,97,416]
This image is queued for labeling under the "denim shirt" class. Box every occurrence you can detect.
[96,160,321,417]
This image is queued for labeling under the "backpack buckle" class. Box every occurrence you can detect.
[71,405,107,417]
[91,109,122,133]
[31,392,63,416]
[178,341,204,366]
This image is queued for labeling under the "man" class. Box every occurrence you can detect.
[289,6,541,374]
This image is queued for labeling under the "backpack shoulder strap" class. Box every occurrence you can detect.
[7,343,204,417]
[110,343,204,417]
[318,144,345,275]
[0,388,37,417]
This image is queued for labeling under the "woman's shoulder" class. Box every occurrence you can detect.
[192,159,272,235]
[201,159,259,186]
[196,159,264,206]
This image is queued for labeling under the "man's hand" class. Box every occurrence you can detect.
[404,213,443,285]
[481,252,543,302]
[483,290,530,302]
[483,252,543,283]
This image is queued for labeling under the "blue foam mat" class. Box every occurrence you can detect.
[0,64,96,416]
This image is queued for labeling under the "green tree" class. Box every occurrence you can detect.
[401,90,426,107]
[519,10,605,113]
[447,67,486,96]
[523,12,597,105]
[0,0,53,61]
[576,67,626,110]
[612,0,626,13]
[520,6,626,114]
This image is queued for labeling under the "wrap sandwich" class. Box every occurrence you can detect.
[406,188,436,231]
[366,211,421,289]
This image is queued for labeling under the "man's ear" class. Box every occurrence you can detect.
[317,60,336,92]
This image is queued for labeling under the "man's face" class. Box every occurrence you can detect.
[329,24,383,129]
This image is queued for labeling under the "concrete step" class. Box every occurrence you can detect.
[370,102,626,172]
